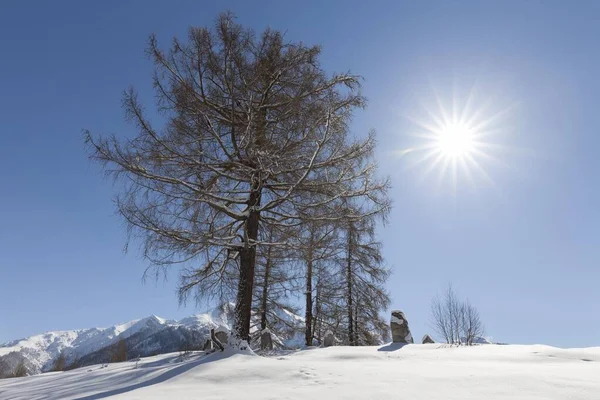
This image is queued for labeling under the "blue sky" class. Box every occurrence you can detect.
[1,0,599,348]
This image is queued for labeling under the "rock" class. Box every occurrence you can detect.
[390,310,413,344]
[202,339,213,351]
[215,331,228,345]
[421,334,435,344]
[260,329,274,350]
[323,331,334,347]
[214,326,229,346]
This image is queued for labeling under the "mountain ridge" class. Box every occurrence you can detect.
[0,303,304,376]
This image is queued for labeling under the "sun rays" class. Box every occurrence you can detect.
[395,81,515,193]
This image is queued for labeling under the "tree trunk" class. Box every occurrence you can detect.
[346,263,354,346]
[234,83,268,343]
[259,247,272,331]
[313,282,320,344]
[346,226,355,346]
[305,227,315,347]
[305,257,313,346]
[234,245,256,342]
[354,301,359,345]
[313,270,322,344]
[234,184,261,343]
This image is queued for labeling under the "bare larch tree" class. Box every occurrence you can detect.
[311,251,345,344]
[252,224,300,335]
[85,12,390,345]
[340,208,391,345]
[297,217,340,346]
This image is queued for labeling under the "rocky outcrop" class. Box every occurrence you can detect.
[214,326,229,347]
[323,331,334,347]
[390,310,413,344]
[422,334,435,344]
[260,329,274,350]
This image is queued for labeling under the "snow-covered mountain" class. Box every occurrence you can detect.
[0,303,304,376]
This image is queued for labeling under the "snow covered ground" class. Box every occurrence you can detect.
[1,343,599,399]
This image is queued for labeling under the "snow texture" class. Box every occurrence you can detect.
[1,344,599,399]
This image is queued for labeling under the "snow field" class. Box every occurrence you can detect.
[1,344,599,399]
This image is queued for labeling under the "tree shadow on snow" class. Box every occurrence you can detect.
[139,353,188,369]
[377,342,409,352]
[74,351,233,400]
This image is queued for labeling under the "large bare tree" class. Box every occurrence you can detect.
[85,12,390,344]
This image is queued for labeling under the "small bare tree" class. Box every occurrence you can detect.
[430,296,449,343]
[430,284,485,345]
[460,299,485,346]
[431,284,460,344]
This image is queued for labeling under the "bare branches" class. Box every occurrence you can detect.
[85,12,391,343]
[430,284,485,345]
[460,299,485,346]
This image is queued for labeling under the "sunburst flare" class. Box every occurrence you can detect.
[397,83,514,192]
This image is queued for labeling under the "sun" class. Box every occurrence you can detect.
[395,82,514,192]
[435,122,475,159]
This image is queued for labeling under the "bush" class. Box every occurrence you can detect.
[12,362,28,378]
[51,351,67,372]
[0,359,9,379]
[110,338,128,363]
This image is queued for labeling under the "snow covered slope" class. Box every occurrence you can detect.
[1,343,599,399]
[0,303,304,375]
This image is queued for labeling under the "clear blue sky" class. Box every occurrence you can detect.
[1,0,599,348]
